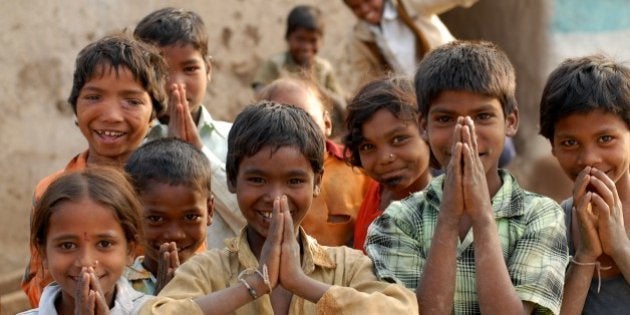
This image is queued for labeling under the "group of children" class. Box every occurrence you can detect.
[17,3,630,315]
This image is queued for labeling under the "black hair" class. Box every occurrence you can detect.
[286,5,324,38]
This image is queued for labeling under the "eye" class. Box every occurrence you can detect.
[247,177,265,184]
[184,214,202,222]
[598,135,614,144]
[475,113,493,121]
[82,94,100,101]
[434,115,453,124]
[126,98,144,106]
[392,135,409,145]
[288,178,306,185]
[97,240,113,248]
[59,242,77,250]
[184,66,201,74]
[559,139,578,148]
[359,142,374,152]
[147,215,163,223]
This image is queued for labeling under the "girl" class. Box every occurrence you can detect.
[20,167,150,314]
[344,76,432,251]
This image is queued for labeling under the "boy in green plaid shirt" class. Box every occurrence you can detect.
[365,40,568,314]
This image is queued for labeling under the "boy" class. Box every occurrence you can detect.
[134,7,244,249]
[22,33,168,306]
[140,102,417,314]
[539,55,630,314]
[342,0,477,79]
[257,78,371,246]
[252,5,342,96]
[124,138,214,295]
[365,40,568,314]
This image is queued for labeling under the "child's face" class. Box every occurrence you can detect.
[270,88,332,137]
[552,110,630,184]
[359,108,430,195]
[287,28,321,67]
[43,197,133,307]
[344,0,384,25]
[76,65,154,164]
[160,43,209,118]
[422,90,518,173]
[230,146,322,240]
[139,182,212,269]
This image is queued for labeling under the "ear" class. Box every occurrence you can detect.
[205,57,213,82]
[313,170,324,197]
[504,108,519,137]
[126,240,137,266]
[419,116,429,141]
[206,194,215,226]
[323,110,333,137]
[227,179,236,194]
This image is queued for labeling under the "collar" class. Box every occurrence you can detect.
[124,256,155,282]
[325,140,345,160]
[382,0,398,21]
[227,227,336,273]
[425,169,525,218]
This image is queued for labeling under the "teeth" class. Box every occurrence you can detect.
[97,130,123,137]
[261,212,272,218]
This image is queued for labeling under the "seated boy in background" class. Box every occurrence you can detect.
[140,101,417,314]
[257,78,371,246]
[539,55,630,314]
[252,5,342,96]
[22,33,168,306]
[124,138,214,295]
[365,40,568,314]
[134,7,244,249]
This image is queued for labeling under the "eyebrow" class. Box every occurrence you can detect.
[363,124,411,141]
[429,104,498,115]
[241,168,309,177]
[80,86,147,96]
[50,231,120,242]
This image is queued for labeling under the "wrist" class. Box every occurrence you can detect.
[574,250,600,264]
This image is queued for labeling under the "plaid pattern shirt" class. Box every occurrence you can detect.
[365,170,568,314]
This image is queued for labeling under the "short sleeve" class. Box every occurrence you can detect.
[252,59,280,88]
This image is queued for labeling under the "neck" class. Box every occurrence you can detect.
[486,167,503,198]
[86,150,127,168]
[141,256,158,277]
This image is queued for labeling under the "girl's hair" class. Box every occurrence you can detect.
[344,76,420,167]
[31,167,143,252]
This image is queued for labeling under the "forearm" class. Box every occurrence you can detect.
[194,274,269,314]
[417,216,459,314]
[560,262,595,315]
[473,216,528,314]
[611,240,630,283]
[287,274,331,303]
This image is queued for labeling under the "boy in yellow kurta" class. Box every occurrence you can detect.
[140,101,417,314]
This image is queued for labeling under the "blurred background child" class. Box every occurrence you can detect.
[20,168,149,314]
[124,138,214,295]
[257,78,371,246]
[21,33,167,306]
[343,76,431,251]
[134,7,244,249]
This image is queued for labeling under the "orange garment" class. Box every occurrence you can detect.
[22,151,89,307]
[353,181,382,252]
[301,140,372,246]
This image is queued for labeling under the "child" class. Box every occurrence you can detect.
[139,101,417,314]
[365,40,568,314]
[22,33,168,306]
[344,76,431,251]
[539,55,630,314]
[257,78,371,246]
[342,0,478,79]
[134,7,244,249]
[19,168,150,314]
[252,5,342,96]
[123,138,214,295]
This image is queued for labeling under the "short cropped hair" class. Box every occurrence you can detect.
[226,101,325,187]
[415,40,517,117]
[256,77,333,112]
[286,5,324,38]
[32,167,142,252]
[67,33,168,116]
[344,76,419,167]
[539,54,630,141]
[125,138,212,194]
[134,7,209,60]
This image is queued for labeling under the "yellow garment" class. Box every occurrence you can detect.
[140,228,417,314]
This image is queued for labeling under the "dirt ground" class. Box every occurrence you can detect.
[1,1,574,312]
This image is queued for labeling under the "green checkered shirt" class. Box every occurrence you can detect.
[365,170,568,314]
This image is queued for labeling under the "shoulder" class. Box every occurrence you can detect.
[314,56,334,72]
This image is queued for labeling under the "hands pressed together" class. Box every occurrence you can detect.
[74,265,110,315]
[155,242,181,294]
[440,116,492,228]
[167,83,203,150]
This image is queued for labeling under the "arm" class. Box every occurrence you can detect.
[460,117,532,314]
[167,83,203,149]
[416,117,466,314]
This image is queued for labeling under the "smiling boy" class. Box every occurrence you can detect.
[365,40,568,314]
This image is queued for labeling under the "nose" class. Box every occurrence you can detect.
[262,183,284,203]
[99,100,124,122]
[74,247,97,268]
[167,71,185,86]
[378,149,395,165]
[163,222,186,242]
[576,145,601,167]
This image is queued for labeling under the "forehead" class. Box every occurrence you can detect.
[47,198,122,237]
[159,42,204,61]
[429,90,503,115]
[271,88,323,114]
[239,146,314,175]
[554,110,630,135]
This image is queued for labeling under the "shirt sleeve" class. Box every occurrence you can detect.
[315,249,418,314]
[409,0,478,15]
[252,59,279,89]
[508,197,568,315]
[138,253,218,315]
[365,198,425,289]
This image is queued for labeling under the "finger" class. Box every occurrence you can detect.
[574,168,591,201]
[589,176,615,211]
[465,116,479,155]
[591,192,610,219]
[281,195,295,241]
[93,289,110,315]
[88,266,105,295]
[271,196,284,243]
[76,267,89,307]
[87,289,96,314]
[575,192,596,225]
[170,244,180,268]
